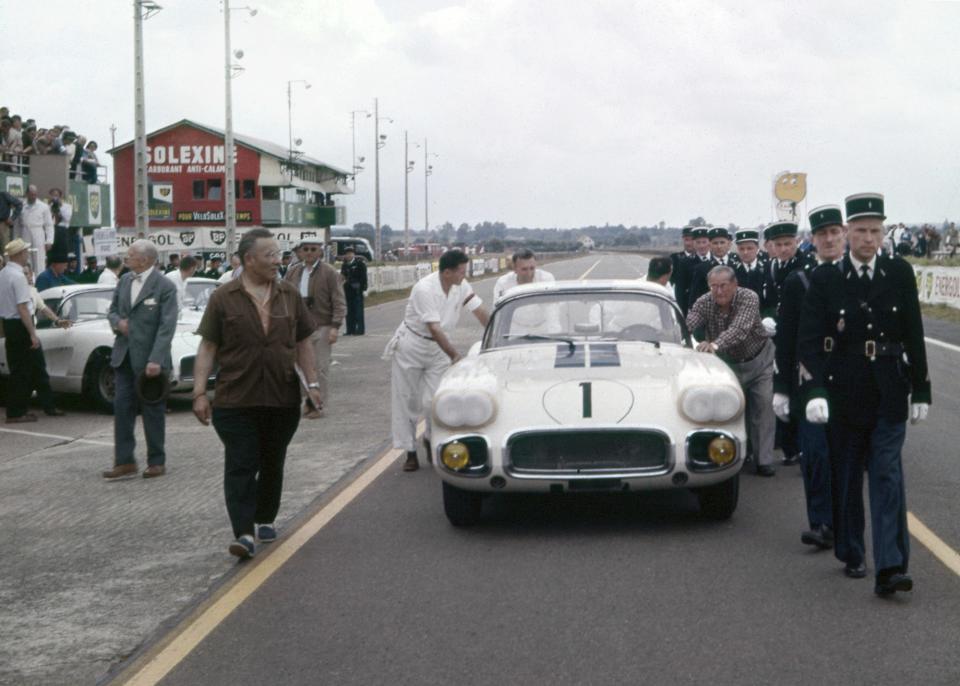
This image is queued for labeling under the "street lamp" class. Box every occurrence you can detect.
[223,0,256,256]
[404,130,417,255]
[350,109,370,192]
[372,97,392,260]
[423,138,439,234]
[133,0,163,234]
[287,79,311,161]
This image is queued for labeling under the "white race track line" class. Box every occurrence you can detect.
[0,427,113,446]
[925,336,960,354]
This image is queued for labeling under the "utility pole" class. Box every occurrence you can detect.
[373,98,381,260]
[133,1,161,233]
[223,0,237,256]
[404,130,416,255]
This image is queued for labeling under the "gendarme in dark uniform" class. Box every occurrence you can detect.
[773,205,846,551]
[679,226,713,315]
[686,227,741,310]
[798,192,930,596]
[732,229,765,299]
[669,226,696,310]
[341,247,368,335]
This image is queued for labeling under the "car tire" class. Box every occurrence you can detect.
[697,473,739,520]
[83,348,115,414]
[442,481,482,527]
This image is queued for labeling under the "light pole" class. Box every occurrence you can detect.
[350,109,370,192]
[372,98,392,260]
[403,130,416,255]
[423,138,438,234]
[287,79,311,161]
[223,1,256,256]
[133,0,162,234]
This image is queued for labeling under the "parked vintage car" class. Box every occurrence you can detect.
[0,283,212,412]
[430,280,747,526]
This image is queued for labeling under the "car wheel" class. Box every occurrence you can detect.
[442,481,482,527]
[83,349,115,414]
[697,473,739,520]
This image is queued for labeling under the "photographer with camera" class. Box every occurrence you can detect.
[283,237,345,418]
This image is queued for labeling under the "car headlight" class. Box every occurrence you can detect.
[680,387,743,423]
[434,390,497,428]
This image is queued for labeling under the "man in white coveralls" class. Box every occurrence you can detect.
[386,249,489,472]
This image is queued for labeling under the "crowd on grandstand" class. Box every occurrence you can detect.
[0,105,100,182]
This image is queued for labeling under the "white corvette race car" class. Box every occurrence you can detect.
[430,280,747,526]
[0,282,216,412]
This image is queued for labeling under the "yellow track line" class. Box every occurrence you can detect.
[578,258,603,280]
[120,445,403,685]
[908,512,960,577]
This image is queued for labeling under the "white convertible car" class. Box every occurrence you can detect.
[0,281,216,412]
[431,280,747,526]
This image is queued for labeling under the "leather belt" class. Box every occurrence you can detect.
[835,340,903,358]
[404,322,435,341]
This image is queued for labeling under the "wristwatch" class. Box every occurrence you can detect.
[307,382,320,389]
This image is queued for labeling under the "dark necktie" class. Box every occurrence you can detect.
[858,264,871,297]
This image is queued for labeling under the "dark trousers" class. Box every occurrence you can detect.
[827,418,909,576]
[775,415,800,458]
[344,284,365,335]
[113,356,166,466]
[212,406,300,539]
[3,318,55,418]
[798,417,832,529]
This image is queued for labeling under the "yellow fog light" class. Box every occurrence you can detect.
[707,436,736,465]
[441,442,470,470]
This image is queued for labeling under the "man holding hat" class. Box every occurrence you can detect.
[341,246,368,335]
[102,240,179,480]
[799,193,930,595]
[284,236,346,417]
[773,205,845,550]
[733,229,766,298]
[687,227,740,309]
[1,238,68,421]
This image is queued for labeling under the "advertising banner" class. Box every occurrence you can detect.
[87,184,103,225]
[150,183,174,220]
[93,227,118,257]
[915,265,960,309]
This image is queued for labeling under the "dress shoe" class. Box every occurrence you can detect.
[142,465,166,478]
[303,408,324,419]
[6,413,38,424]
[844,562,867,579]
[44,408,66,417]
[755,465,776,477]
[229,535,255,560]
[781,453,800,466]
[102,463,138,480]
[875,572,913,596]
[801,525,833,550]
[403,451,419,472]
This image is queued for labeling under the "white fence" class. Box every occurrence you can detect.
[367,257,507,293]
[915,265,960,309]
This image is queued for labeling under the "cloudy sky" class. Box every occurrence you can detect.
[3,0,959,229]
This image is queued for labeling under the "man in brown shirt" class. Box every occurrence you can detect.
[686,265,777,477]
[284,237,346,418]
[192,228,321,559]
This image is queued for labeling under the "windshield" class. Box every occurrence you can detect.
[484,291,687,350]
[185,281,219,309]
[58,291,113,323]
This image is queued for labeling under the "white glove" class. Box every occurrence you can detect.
[772,393,791,421]
[910,403,929,424]
[761,317,777,337]
[806,398,829,424]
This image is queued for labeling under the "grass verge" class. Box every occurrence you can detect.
[922,304,960,325]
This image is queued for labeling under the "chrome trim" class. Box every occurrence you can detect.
[435,433,492,478]
[684,428,742,473]
[502,425,675,480]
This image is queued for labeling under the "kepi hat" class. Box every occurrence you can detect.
[808,204,844,234]
[708,227,732,241]
[735,229,760,244]
[681,225,694,237]
[690,227,710,240]
[845,193,885,221]
[763,221,798,241]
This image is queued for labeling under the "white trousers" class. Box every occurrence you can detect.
[389,328,449,451]
[304,326,333,408]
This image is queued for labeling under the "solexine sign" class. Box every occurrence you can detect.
[914,265,960,309]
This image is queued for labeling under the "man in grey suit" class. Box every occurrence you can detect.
[102,240,178,480]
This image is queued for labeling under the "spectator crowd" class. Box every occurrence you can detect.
[1,104,101,182]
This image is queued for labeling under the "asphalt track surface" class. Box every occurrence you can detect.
[127,254,960,686]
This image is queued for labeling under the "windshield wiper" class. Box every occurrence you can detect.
[503,333,576,355]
